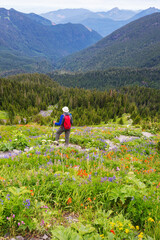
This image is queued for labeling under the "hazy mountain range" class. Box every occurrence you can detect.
[41,7,160,36]
[56,13,160,71]
[0,7,160,76]
[41,8,138,24]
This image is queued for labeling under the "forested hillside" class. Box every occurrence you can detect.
[0,8,101,73]
[56,13,160,71]
[49,68,160,90]
[0,74,159,126]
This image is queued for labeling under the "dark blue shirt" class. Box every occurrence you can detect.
[55,114,64,126]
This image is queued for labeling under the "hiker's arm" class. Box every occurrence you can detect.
[55,115,64,126]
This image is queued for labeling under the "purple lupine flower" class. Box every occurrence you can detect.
[108,177,113,182]
[6,194,10,200]
[88,175,91,181]
[112,175,116,180]
[23,199,31,208]
[143,196,147,201]
[108,176,116,182]
[86,154,89,160]
[101,177,107,182]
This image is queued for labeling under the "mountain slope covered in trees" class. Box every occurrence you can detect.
[0,8,101,73]
[26,12,52,26]
[0,73,159,126]
[55,13,160,71]
[48,68,160,90]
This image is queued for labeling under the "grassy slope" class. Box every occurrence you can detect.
[0,111,8,120]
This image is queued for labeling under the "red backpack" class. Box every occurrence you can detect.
[63,115,71,130]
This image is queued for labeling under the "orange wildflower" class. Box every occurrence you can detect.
[67,197,72,205]
[0,176,5,181]
[110,229,115,235]
[77,169,88,177]
[87,197,92,202]
[30,190,34,196]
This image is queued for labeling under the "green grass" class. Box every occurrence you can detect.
[0,111,8,120]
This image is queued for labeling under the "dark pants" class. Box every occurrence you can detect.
[55,127,70,146]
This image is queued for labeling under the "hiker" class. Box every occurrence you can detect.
[53,106,73,146]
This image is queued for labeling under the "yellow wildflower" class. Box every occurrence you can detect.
[46,223,51,228]
[136,226,139,230]
[110,222,115,226]
[125,229,129,233]
[119,222,123,227]
[148,217,154,222]
[100,234,104,239]
[131,225,135,229]
[138,232,144,239]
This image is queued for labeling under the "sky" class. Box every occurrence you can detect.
[0,0,160,14]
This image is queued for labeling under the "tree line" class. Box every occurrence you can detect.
[48,68,160,90]
[0,73,159,127]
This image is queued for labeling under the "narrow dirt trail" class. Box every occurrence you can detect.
[0,131,155,159]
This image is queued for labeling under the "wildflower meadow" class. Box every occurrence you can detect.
[0,121,159,239]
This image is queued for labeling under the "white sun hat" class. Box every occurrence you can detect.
[62,106,69,113]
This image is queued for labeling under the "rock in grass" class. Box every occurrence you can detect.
[42,234,49,240]
[15,236,24,240]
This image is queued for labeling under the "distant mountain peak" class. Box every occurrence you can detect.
[144,7,159,12]
[130,7,160,21]
[148,7,158,10]
[109,7,119,11]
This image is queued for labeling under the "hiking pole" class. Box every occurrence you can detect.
[52,120,58,145]
[52,120,55,140]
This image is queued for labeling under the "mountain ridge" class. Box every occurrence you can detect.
[0,8,102,73]
[55,13,160,71]
[41,7,160,36]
